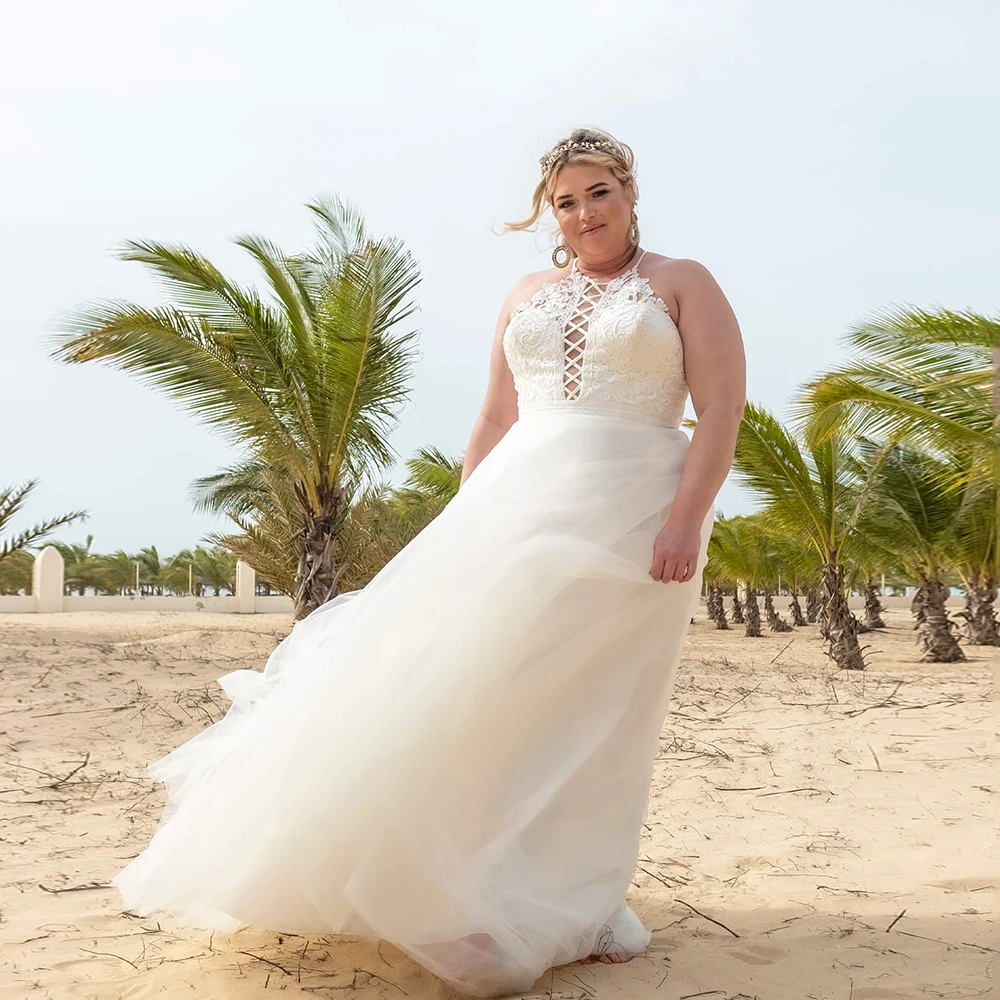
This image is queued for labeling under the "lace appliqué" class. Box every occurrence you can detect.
[503,263,688,429]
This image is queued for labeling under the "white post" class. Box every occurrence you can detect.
[235,560,256,614]
[33,546,65,614]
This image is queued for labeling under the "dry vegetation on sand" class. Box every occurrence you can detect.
[1,610,995,999]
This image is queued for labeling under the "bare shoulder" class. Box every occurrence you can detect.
[643,253,721,290]
[503,264,567,315]
[640,253,730,325]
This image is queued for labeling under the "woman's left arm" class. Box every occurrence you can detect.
[649,258,746,583]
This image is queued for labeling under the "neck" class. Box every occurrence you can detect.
[574,243,640,280]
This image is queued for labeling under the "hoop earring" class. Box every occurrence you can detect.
[628,209,640,247]
[552,240,574,268]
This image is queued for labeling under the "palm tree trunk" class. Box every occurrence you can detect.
[821,559,867,670]
[293,478,342,620]
[911,578,967,662]
[863,582,886,628]
[805,586,821,622]
[744,587,762,637]
[787,590,808,626]
[730,589,745,624]
[763,588,792,632]
[706,584,729,629]
[959,572,1000,645]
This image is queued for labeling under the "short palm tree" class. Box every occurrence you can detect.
[51,535,103,595]
[795,305,1000,624]
[0,550,34,595]
[94,550,141,595]
[197,445,462,598]
[52,195,421,619]
[192,546,236,595]
[950,476,1000,644]
[857,439,970,661]
[731,402,890,669]
[708,514,775,638]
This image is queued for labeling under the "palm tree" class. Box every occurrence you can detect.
[396,446,463,503]
[192,546,236,595]
[0,481,85,567]
[196,445,462,600]
[795,305,1000,631]
[0,550,33,595]
[161,548,197,595]
[52,195,421,619]
[51,535,104,595]
[950,476,1000,645]
[766,533,821,628]
[708,515,776,638]
[857,440,970,662]
[136,545,166,595]
[731,403,889,669]
[93,550,141,595]
[702,526,733,630]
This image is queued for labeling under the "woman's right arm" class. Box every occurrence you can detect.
[459,280,528,487]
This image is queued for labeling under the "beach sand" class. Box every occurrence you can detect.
[1,608,995,999]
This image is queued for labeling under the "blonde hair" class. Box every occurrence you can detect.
[502,127,639,235]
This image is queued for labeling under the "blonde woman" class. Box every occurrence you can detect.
[113,127,746,996]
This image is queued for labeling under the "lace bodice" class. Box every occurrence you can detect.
[502,248,688,428]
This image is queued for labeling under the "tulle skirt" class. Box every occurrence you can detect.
[113,408,714,996]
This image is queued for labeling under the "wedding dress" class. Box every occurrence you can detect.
[113,247,716,997]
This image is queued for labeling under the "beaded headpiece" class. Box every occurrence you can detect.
[539,138,619,172]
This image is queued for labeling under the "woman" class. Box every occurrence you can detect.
[113,126,746,997]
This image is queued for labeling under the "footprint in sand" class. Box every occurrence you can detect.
[729,943,787,966]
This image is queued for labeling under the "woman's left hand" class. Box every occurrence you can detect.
[649,519,703,584]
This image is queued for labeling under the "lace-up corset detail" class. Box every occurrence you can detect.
[503,250,688,428]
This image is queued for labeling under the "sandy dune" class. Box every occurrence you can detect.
[1,609,995,999]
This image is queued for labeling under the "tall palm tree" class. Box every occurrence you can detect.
[0,481,85,567]
[731,403,891,669]
[52,196,421,619]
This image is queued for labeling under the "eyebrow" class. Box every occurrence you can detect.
[555,181,610,202]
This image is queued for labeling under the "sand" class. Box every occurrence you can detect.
[1,608,995,1000]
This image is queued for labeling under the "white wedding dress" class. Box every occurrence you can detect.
[113,248,715,997]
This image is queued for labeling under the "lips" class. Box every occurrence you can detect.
[581,224,604,235]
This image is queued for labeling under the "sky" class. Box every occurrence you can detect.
[2,0,997,554]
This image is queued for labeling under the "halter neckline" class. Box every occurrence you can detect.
[572,247,646,285]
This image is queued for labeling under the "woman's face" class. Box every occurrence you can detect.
[551,162,633,261]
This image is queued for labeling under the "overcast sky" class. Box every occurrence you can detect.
[2,0,997,554]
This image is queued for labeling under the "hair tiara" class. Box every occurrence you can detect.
[539,138,619,172]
